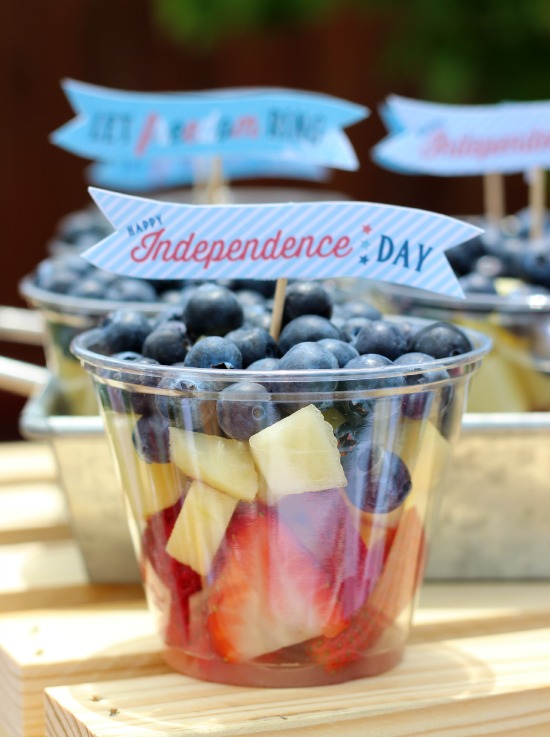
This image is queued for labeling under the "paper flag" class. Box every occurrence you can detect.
[373,95,550,176]
[81,187,484,299]
[52,79,368,171]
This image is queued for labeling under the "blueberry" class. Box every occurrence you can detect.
[339,300,382,321]
[54,253,91,276]
[132,414,171,463]
[225,326,278,368]
[183,336,243,369]
[67,276,108,300]
[278,315,342,354]
[335,422,362,457]
[93,269,120,286]
[275,342,338,412]
[78,326,112,355]
[397,320,418,351]
[353,320,408,360]
[243,307,272,332]
[101,309,152,354]
[108,352,160,415]
[318,338,359,368]
[517,246,550,289]
[245,357,280,391]
[342,354,405,391]
[216,382,281,440]
[411,321,473,359]
[36,267,78,294]
[235,290,267,309]
[393,352,449,419]
[183,284,243,337]
[247,357,281,371]
[459,272,498,295]
[156,373,217,431]
[344,445,412,514]
[445,237,486,276]
[142,322,190,365]
[338,353,405,422]
[105,278,158,303]
[282,281,333,324]
[340,317,375,343]
[152,304,187,329]
[474,254,509,280]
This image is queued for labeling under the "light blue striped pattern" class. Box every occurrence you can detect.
[84,188,482,298]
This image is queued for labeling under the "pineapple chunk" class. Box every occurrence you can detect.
[249,404,346,500]
[169,428,258,501]
[165,480,238,575]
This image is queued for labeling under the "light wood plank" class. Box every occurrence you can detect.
[0,583,548,737]
[43,628,550,737]
[0,443,56,485]
[0,603,168,737]
[0,481,70,545]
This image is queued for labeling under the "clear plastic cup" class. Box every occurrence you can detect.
[19,277,169,416]
[72,317,490,687]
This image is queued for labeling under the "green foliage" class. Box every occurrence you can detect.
[152,0,339,50]
[151,0,550,103]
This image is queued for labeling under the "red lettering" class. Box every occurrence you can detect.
[296,235,313,258]
[307,235,332,258]
[192,240,209,263]
[261,230,282,260]
[281,236,297,258]
[184,121,198,141]
[232,116,259,138]
[333,236,352,258]
[131,229,169,262]
[227,239,244,260]
[173,233,195,261]
[135,113,158,156]
[204,239,227,270]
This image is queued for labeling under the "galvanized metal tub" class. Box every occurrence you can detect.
[18,377,550,582]
[18,377,140,583]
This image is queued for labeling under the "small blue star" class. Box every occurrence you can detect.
[361,240,370,249]
[359,255,369,265]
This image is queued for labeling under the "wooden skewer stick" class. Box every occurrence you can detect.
[269,278,288,341]
[482,172,505,227]
[528,167,546,241]
[206,156,227,205]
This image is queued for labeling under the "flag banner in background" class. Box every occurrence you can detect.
[52,80,368,171]
[373,95,550,176]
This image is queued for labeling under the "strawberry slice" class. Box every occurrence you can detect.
[307,507,425,670]
[276,488,385,620]
[141,500,202,644]
[207,505,347,663]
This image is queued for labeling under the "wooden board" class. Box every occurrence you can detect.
[44,625,550,737]
[2,579,550,737]
[2,443,550,736]
[0,604,168,737]
[0,442,69,545]
[0,441,150,737]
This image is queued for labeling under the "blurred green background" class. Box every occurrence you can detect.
[153,0,550,102]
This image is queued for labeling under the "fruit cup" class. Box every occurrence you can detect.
[371,282,550,413]
[72,317,490,687]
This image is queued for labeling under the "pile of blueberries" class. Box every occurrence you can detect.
[76,278,473,513]
[447,211,550,297]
